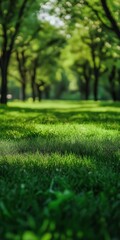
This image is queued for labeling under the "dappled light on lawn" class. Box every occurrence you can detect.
[0,101,120,239]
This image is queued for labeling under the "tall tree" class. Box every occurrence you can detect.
[0,0,44,104]
[9,21,65,101]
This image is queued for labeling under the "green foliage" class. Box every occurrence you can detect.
[0,101,120,239]
[0,0,120,102]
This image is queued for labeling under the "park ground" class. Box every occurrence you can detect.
[0,100,120,240]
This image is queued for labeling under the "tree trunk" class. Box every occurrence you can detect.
[94,70,99,101]
[44,86,50,99]
[117,69,120,101]
[36,84,42,101]
[31,61,37,102]
[16,51,27,102]
[31,82,36,102]
[91,44,100,101]
[83,62,91,100]
[109,65,117,101]
[85,79,90,100]
[1,66,8,104]
[92,52,99,101]
[111,88,117,102]
[0,53,9,104]
[21,82,26,101]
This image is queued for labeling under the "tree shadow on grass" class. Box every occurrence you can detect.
[0,104,120,136]
[0,129,120,174]
[99,101,120,108]
[0,104,120,165]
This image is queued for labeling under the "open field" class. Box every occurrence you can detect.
[0,101,120,240]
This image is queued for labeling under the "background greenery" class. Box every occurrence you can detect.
[0,0,120,103]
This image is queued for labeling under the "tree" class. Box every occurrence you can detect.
[12,21,66,101]
[0,0,45,104]
[16,50,28,101]
[55,0,120,100]
[99,0,120,39]
[84,0,120,39]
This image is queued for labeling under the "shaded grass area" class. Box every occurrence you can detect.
[0,101,120,240]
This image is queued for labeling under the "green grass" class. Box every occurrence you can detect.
[0,100,120,240]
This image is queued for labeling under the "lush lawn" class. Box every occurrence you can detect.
[0,100,120,240]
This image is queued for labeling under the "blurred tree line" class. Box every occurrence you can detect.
[0,0,120,104]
